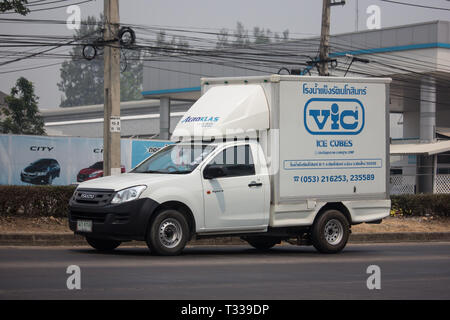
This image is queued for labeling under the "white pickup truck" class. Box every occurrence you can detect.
[69,75,391,255]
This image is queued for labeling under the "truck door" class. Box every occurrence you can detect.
[201,143,269,230]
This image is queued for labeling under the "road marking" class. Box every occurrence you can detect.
[0,254,449,269]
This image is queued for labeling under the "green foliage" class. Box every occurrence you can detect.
[155,30,190,53]
[0,186,76,218]
[0,0,29,15]
[216,21,289,48]
[391,194,450,217]
[57,15,143,107]
[0,77,46,135]
[1,186,449,219]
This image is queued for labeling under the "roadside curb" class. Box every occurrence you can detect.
[0,232,449,246]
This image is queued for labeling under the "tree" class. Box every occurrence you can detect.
[0,0,29,15]
[216,22,289,48]
[0,77,46,135]
[216,28,230,49]
[253,27,272,45]
[155,30,190,54]
[232,22,250,47]
[57,15,143,107]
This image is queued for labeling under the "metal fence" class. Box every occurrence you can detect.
[435,174,450,194]
[389,174,450,194]
[390,175,416,195]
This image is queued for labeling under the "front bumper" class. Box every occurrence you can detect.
[69,197,160,241]
[21,173,48,185]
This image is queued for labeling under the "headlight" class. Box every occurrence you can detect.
[111,185,147,204]
[88,171,102,178]
[72,187,78,200]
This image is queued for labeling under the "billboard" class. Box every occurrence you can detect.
[0,135,171,186]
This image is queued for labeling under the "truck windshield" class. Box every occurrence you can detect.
[132,144,216,174]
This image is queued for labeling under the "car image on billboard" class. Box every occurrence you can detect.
[77,161,126,182]
[20,158,60,185]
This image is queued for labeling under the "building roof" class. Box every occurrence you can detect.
[390,140,450,155]
[437,127,450,139]
[142,20,450,101]
[41,99,192,123]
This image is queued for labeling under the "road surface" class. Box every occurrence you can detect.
[0,242,449,299]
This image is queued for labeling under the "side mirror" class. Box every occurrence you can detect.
[203,166,226,179]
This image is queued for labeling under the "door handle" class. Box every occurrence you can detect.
[248,182,262,187]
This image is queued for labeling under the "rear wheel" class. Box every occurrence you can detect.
[245,236,281,251]
[146,209,190,256]
[86,237,121,251]
[311,209,350,254]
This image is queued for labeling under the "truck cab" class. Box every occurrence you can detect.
[69,75,391,255]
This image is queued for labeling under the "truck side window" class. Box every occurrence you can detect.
[208,145,255,177]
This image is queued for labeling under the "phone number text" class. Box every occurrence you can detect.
[293,174,375,183]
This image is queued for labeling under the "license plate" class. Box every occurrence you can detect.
[77,220,92,232]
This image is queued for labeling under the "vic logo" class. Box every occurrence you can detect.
[304,98,365,135]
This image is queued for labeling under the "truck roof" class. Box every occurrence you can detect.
[201,74,392,86]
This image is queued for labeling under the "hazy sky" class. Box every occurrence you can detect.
[0,0,449,109]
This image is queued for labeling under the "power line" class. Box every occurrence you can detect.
[0,0,94,14]
[379,0,450,11]
[0,29,97,66]
[0,60,69,74]
[26,0,78,7]
[0,17,448,107]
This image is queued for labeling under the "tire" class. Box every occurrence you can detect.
[311,209,350,254]
[146,209,190,256]
[47,174,53,185]
[86,237,121,251]
[245,236,280,251]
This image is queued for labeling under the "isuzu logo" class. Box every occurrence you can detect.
[80,193,95,199]
[304,98,365,135]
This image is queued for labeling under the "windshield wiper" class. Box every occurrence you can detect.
[134,169,192,174]
[166,170,192,174]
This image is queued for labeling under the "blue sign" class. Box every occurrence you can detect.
[304,98,365,135]
[131,140,173,168]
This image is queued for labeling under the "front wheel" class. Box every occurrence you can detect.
[146,209,190,256]
[86,237,121,251]
[311,209,350,254]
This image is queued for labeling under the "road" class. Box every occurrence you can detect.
[0,242,449,299]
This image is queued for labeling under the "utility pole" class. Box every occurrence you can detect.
[103,0,121,176]
[318,0,345,76]
[319,0,331,76]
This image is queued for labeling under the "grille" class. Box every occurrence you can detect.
[112,212,131,224]
[73,189,115,206]
[77,173,88,181]
[23,172,38,177]
[70,211,108,223]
